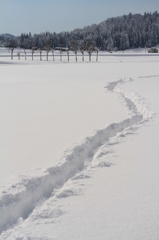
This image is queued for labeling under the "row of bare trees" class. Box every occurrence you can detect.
[71,39,98,62]
[8,39,99,62]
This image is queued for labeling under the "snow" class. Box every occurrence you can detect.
[0,49,159,239]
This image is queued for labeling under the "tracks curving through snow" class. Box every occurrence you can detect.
[0,77,154,235]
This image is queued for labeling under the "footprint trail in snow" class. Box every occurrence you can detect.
[0,77,155,236]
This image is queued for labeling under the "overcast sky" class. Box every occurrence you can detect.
[0,0,158,36]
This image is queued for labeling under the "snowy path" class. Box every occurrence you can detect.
[0,76,154,237]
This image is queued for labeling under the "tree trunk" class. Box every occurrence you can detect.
[76,53,77,62]
[11,49,13,60]
[32,53,33,60]
[89,53,91,62]
[67,51,69,62]
[53,51,54,61]
[96,51,98,62]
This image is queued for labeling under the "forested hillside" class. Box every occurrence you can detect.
[1,11,159,51]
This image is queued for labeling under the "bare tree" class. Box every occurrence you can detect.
[23,39,27,60]
[59,44,63,61]
[17,52,20,60]
[24,49,27,60]
[51,48,54,61]
[67,48,69,62]
[80,41,86,62]
[9,39,16,60]
[39,48,42,61]
[31,47,36,60]
[85,39,96,62]
[42,41,51,61]
[45,46,51,61]
[95,47,99,62]
[11,47,14,60]
[70,40,79,62]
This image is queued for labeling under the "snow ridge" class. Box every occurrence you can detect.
[139,75,159,78]
[0,77,153,234]
[107,77,154,120]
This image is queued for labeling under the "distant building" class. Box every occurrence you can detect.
[148,48,158,53]
[54,47,69,51]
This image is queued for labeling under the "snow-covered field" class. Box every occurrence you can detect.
[0,49,159,239]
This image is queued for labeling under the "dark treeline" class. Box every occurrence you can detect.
[1,11,159,51]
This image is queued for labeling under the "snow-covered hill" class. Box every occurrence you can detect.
[0,33,16,39]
